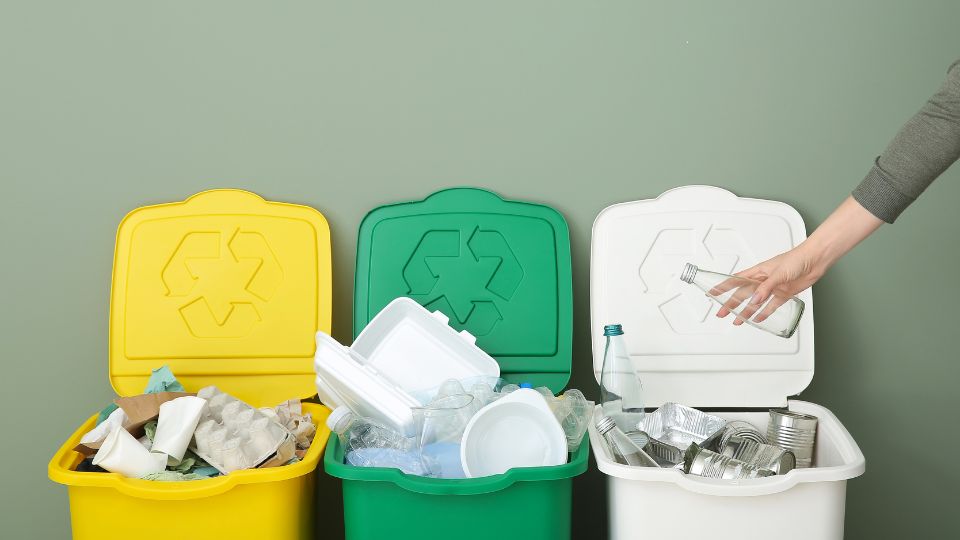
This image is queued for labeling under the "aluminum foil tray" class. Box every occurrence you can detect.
[638,402,728,461]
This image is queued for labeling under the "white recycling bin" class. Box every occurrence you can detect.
[588,185,865,540]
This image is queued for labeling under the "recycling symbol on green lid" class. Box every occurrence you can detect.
[402,227,523,336]
[161,229,283,337]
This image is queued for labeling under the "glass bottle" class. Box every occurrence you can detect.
[679,263,804,338]
[599,323,645,432]
[595,415,659,467]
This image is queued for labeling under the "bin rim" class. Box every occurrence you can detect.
[49,402,331,501]
[323,430,589,495]
[588,400,865,497]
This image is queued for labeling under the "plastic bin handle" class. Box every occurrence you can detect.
[111,476,237,500]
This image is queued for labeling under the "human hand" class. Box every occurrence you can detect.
[712,196,883,326]
[712,244,827,325]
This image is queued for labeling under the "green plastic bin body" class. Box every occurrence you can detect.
[326,436,589,540]
[325,187,584,539]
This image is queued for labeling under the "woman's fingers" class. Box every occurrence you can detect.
[708,277,742,297]
[733,295,764,325]
[716,282,756,319]
[753,293,790,323]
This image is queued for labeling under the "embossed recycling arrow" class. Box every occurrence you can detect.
[467,227,523,301]
[161,229,283,337]
[401,227,523,336]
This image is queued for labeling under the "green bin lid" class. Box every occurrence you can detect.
[354,188,572,392]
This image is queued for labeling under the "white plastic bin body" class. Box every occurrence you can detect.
[590,400,865,540]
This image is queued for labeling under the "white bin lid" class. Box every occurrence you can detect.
[590,186,814,408]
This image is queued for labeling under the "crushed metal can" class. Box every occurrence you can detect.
[683,442,775,480]
[721,435,796,475]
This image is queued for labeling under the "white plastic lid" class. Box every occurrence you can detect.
[590,186,814,408]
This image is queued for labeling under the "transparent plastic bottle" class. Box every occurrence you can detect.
[595,415,658,467]
[326,406,423,474]
[680,263,805,338]
[599,324,644,432]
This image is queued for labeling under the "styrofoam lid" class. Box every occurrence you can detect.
[314,331,421,436]
[590,186,814,408]
[352,297,501,395]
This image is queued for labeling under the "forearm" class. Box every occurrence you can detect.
[801,196,884,272]
[852,59,960,223]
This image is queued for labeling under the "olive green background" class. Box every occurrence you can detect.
[2,1,958,538]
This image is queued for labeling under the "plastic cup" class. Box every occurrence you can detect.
[92,425,167,478]
[152,396,207,464]
[413,394,477,478]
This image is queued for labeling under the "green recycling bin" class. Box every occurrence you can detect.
[324,187,588,540]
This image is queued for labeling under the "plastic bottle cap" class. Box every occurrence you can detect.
[519,382,533,389]
[325,406,353,432]
[603,324,624,336]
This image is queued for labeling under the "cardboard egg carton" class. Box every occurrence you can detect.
[192,386,295,474]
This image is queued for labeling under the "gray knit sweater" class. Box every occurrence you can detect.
[852,58,960,223]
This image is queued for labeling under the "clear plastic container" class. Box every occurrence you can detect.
[326,407,422,475]
[413,394,477,478]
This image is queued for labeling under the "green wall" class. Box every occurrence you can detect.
[2,1,958,538]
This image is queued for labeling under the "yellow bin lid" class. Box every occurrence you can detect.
[109,189,331,406]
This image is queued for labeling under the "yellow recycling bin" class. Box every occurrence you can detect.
[49,189,333,540]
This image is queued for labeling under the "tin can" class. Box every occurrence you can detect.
[721,435,796,475]
[767,409,817,468]
[717,420,767,450]
[683,443,774,480]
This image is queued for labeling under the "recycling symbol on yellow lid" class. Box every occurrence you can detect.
[161,229,283,338]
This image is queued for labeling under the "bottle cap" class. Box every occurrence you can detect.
[325,406,353,432]
[594,415,616,434]
[519,382,533,389]
[603,324,624,337]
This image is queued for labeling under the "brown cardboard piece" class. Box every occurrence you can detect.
[256,434,298,469]
[73,392,194,456]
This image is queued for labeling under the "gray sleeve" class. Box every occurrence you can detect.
[852,58,960,223]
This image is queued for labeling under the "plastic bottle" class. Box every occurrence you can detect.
[599,323,645,432]
[595,415,658,467]
[326,406,424,475]
[679,263,804,338]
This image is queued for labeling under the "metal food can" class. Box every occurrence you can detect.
[683,443,775,480]
[767,409,817,468]
[721,435,796,475]
[717,420,767,450]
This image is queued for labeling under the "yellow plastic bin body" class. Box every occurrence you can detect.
[51,405,330,539]
[48,190,334,540]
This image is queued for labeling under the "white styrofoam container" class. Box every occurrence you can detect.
[353,297,500,394]
[314,331,421,436]
[589,186,864,540]
[314,297,501,436]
